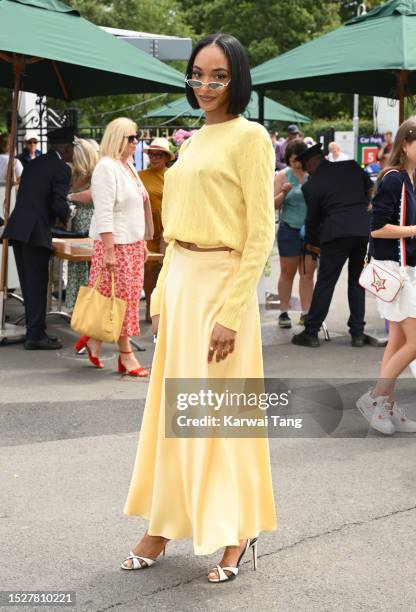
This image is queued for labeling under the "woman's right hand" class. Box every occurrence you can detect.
[104,246,116,270]
[282,182,293,194]
[151,314,160,336]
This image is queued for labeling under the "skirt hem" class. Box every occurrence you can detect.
[122,511,277,555]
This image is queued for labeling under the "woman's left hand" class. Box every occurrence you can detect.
[208,323,236,363]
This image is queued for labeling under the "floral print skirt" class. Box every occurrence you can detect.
[88,240,145,337]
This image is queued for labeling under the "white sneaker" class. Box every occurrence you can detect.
[356,390,395,435]
[389,402,416,433]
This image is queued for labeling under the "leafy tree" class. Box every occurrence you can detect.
[178,0,383,121]
[178,0,345,117]
[180,0,340,64]
[50,0,194,124]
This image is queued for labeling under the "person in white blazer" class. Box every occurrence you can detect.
[74,117,154,376]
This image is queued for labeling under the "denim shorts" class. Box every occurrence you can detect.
[277,220,303,257]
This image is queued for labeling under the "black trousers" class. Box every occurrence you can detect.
[305,236,367,337]
[12,241,51,341]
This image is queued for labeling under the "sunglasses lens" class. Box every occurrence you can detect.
[187,79,202,89]
[127,135,138,143]
[208,82,223,90]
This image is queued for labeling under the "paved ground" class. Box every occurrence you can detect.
[1,265,415,612]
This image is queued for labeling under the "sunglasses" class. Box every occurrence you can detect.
[125,134,138,143]
[185,77,231,91]
[148,151,165,158]
[27,139,38,144]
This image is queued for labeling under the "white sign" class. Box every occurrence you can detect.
[374,97,399,136]
[334,131,354,159]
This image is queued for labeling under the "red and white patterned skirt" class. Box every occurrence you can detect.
[88,240,145,337]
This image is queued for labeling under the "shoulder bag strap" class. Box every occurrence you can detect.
[399,179,407,271]
[382,169,407,273]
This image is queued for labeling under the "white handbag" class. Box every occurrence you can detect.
[359,172,407,303]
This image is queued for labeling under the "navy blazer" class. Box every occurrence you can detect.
[302,160,372,247]
[4,150,71,250]
[370,170,416,266]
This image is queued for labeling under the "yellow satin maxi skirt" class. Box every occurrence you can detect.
[123,242,277,555]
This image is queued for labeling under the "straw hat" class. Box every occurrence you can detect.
[144,137,175,161]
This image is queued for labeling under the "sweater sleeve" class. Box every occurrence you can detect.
[91,159,117,234]
[215,129,276,332]
[149,139,192,317]
[149,239,174,317]
[371,171,402,231]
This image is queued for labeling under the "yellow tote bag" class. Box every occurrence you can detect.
[71,271,127,343]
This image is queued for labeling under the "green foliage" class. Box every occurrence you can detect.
[179,0,341,66]
[303,117,377,140]
[68,0,193,37]
[176,0,377,121]
[55,0,384,124]
[50,0,195,124]
[0,89,10,128]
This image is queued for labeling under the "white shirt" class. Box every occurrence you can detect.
[0,154,23,183]
[327,151,349,162]
[89,156,145,244]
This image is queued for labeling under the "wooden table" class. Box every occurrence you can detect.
[52,238,164,263]
[50,238,164,313]
[48,238,94,317]
[52,237,93,263]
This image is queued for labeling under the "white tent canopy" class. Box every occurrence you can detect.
[101,27,192,60]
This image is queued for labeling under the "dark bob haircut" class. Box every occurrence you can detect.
[185,33,252,115]
[285,140,308,165]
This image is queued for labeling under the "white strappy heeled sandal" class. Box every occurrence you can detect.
[208,537,258,583]
[120,542,167,570]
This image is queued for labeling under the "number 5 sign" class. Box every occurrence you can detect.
[362,146,379,165]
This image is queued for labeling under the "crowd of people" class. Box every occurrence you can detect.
[1,30,416,584]
[1,107,415,417]
[268,121,416,438]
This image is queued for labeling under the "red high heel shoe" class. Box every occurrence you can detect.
[118,350,149,377]
[74,336,104,369]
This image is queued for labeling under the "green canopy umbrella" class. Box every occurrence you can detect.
[0,0,185,98]
[145,91,310,123]
[251,0,416,123]
[0,0,185,340]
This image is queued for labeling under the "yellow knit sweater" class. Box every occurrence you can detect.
[150,116,275,331]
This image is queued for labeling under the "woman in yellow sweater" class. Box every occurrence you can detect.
[122,33,277,583]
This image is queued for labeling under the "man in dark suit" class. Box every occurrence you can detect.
[292,143,372,348]
[4,127,74,349]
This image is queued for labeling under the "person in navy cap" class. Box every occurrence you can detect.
[291,143,372,348]
[4,127,74,349]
